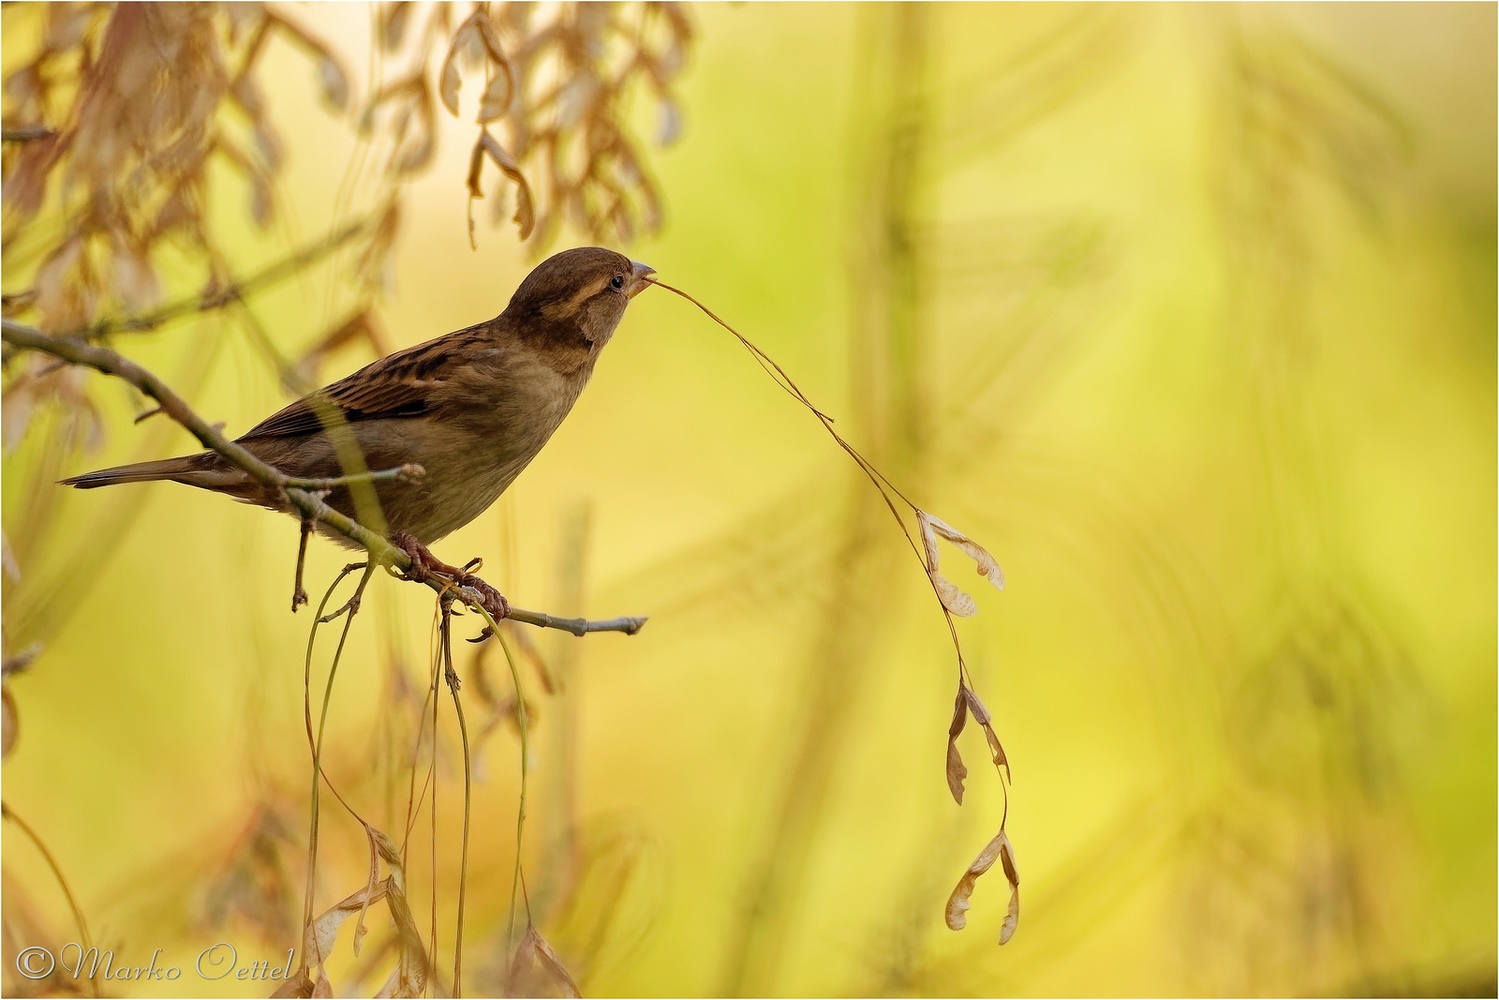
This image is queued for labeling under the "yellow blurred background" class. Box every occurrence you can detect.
[3,3,1494,996]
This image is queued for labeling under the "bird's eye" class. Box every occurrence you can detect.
[610,274,625,290]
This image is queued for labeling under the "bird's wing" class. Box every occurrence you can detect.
[240,332,466,441]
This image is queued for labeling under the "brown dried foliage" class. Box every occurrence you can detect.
[3,5,350,328]
[944,827,1020,945]
[368,1,691,246]
[195,800,305,947]
[2,0,692,453]
[919,509,1005,619]
[292,823,428,999]
[506,924,582,999]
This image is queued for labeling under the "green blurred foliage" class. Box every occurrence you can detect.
[2,3,1494,997]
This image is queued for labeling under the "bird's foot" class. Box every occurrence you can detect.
[390,532,511,628]
[389,531,447,579]
[291,510,315,612]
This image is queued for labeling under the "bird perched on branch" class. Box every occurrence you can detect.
[63,246,654,551]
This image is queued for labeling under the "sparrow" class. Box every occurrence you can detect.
[63,246,655,548]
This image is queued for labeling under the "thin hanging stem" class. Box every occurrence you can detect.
[299,561,374,971]
[440,599,474,998]
[1,803,95,963]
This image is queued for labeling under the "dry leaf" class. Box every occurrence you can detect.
[471,12,507,65]
[317,55,349,112]
[45,4,93,49]
[110,236,160,311]
[1000,883,1021,945]
[374,873,427,998]
[304,873,424,995]
[253,121,285,172]
[945,829,1007,931]
[465,139,487,200]
[946,683,969,804]
[271,967,315,999]
[924,510,1005,589]
[393,88,437,173]
[379,3,412,51]
[302,880,389,966]
[477,69,513,123]
[193,803,300,945]
[946,827,1020,944]
[530,929,581,999]
[249,174,274,228]
[963,686,1010,777]
[610,201,636,244]
[933,575,979,618]
[369,825,403,871]
[32,238,83,331]
[439,49,462,116]
[231,74,264,117]
[374,961,425,1000]
[472,130,535,239]
[394,1,685,245]
[478,131,521,181]
[312,972,333,998]
[505,930,537,998]
[918,510,1004,618]
[657,99,682,145]
[512,182,535,240]
[362,199,402,287]
[351,839,379,955]
[998,834,1021,945]
[507,925,580,999]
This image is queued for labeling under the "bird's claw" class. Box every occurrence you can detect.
[390,531,441,579]
[390,531,510,624]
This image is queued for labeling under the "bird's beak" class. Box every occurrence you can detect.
[627,260,656,299]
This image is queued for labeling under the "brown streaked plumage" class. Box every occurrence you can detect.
[62,246,655,545]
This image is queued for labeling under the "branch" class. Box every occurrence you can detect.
[62,217,375,342]
[285,463,426,491]
[504,609,647,636]
[1,319,646,637]
[1,126,56,143]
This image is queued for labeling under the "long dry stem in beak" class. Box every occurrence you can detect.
[647,274,1020,944]
[646,276,959,667]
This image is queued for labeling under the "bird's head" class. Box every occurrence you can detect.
[503,246,654,354]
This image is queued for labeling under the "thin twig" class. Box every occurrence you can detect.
[1,126,56,143]
[488,609,647,637]
[315,561,371,624]
[441,600,473,999]
[299,562,372,972]
[428,631,441,998]
[285,463,425,491]
[62,218,375,342]
[1,803,94,957]
[490,618,532,949]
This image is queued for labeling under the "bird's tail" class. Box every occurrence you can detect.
[60,453,245,490]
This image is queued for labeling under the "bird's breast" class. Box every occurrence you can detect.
[376,354,594,542]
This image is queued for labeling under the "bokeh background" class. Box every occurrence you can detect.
[3,3,1494,996]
